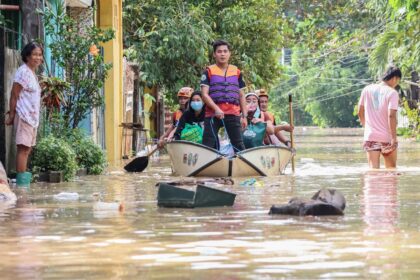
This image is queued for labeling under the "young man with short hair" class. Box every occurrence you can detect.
[200,40,247,151]
[358,66,401,169]
[257,89,294,147]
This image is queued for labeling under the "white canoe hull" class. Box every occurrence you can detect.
[166,141,293,177]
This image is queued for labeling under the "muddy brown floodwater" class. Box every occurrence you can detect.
[1,127,419,279]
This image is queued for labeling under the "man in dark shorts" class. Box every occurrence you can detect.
[200,40,247,151]
[358,66,401,168]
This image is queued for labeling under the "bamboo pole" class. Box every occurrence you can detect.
[288,94,295,173]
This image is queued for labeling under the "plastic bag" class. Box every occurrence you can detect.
[243,122,266,149]
[180,123,203,143]
[219,131,234,157]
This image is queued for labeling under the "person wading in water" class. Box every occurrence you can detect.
[358,66,401,169]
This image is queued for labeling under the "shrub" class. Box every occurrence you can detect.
[32,135,78,181]
[73,137,107,175]
[57,129,107,175]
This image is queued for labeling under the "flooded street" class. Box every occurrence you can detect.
[1,128,419,279]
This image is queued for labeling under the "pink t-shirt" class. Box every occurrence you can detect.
[358,82,399,142]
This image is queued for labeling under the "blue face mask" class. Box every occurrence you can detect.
[190,101,203,111]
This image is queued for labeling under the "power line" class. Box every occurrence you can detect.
[295,87,363,109]
[293,22,386,62]
[273,56,370,94]
[296,83,365,105]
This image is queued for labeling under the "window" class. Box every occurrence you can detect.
[1,0,21,49]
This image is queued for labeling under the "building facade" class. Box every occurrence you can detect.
[0,0,124,171]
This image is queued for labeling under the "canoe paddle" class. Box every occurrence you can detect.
[288,93,295,173]
[124,146,160,172]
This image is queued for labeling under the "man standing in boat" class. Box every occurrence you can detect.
[200,40,247,151]
[158,87,193,148]
[257,89,293,148]
[358,66,401,169]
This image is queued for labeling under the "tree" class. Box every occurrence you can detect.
[123,1,212,95]
[270,0,378,127]
[40,1,115,129]
[123,0,283,100]
[368,0,420,75]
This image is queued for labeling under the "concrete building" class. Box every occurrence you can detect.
[0,0,124,171]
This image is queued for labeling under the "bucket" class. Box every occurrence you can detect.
[16,172,32,187]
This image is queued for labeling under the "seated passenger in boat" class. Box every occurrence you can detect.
[242,92,274,149]
[173,91,206,143]
[257,89,293,148]
[158,87,193,148]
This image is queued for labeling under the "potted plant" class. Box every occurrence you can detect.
[31,135,78,182]
[66,129,107,175]
[39,76,70,110]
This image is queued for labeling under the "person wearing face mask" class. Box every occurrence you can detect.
[242,92,274,148]
[158,87,193,148]
[173,91,206,143]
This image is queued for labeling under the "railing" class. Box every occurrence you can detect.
[0,25,23,50]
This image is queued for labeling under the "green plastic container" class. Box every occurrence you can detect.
[16,172,32,187]
[194,185,236,207]
[157,183,236,208]
[157,183,195,208]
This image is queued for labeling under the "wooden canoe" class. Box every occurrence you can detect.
[166,140,293,177]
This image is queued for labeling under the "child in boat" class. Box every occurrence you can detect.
[242,92,274,148]
[173,91,206,143]
[158,87,193,148]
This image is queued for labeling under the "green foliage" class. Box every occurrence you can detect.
[66,130,107,175]
[32,135,78,181]
[270,0,379,127]
[37,115,107,176]
[401,98,420,137]
[39,1,115,128]
[211,0,282,88]
[124,1,212,97]
[368,0,420,75]
[0,13,6,25]
[40,76,70,109]
[123,0,283,101]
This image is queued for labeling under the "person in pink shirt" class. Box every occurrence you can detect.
[358,66,401,169]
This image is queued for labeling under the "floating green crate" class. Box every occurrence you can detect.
[157,183,236,208]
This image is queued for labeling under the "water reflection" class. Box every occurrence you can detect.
[361,171,399,235]
[1,128,419,279]
[12,187,44,280]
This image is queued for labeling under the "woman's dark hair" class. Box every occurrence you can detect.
[382,66,402,81]
[187,91,204,112]
[212,40,231,52]
[21,42,43,63]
